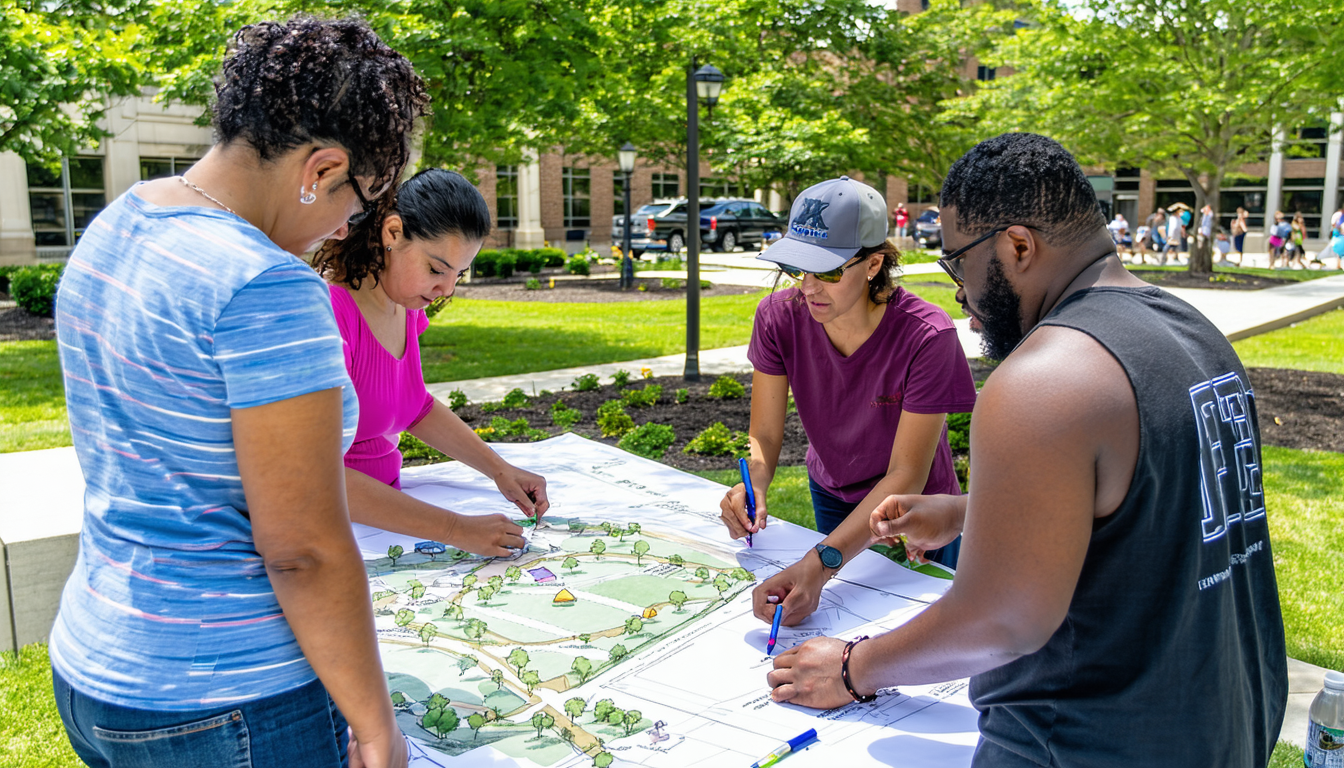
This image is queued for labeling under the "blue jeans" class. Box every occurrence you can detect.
[54,669,349,768]
[810,477,961,569]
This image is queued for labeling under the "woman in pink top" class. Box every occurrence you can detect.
[315,169,548,556]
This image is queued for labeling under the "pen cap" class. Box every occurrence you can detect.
[787,729,818,750]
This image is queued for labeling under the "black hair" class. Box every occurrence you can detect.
[213,16,430,193]
[940,133,1106,248]
[769,240,903,305]
[314,168,491,288]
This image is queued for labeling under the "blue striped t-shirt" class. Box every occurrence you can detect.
[49,188,358,710]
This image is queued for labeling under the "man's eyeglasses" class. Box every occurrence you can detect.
[346,174,378,226]
[779,255,866,284]
[937,225,1038,287]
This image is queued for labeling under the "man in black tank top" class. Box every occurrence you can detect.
[764,134,1287,766]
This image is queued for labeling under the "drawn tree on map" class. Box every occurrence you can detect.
[417,542,447,561]
[391,691,408,709]
[463,574,478,591]
[450,549,470,563]
[387,544,404,566]
[418,622,437,646]
[522,670,541,694]
[590,539,607,558]
[606,707,625,728]
[442,604,464,622]
[568,520,586,533]
[669,554,684,567]
[560,727,574,743]
[622,709,643,736]
[609,644,628,664]
[713,574,731,597]
[571,656,593,684]
[477,586,496,604]
[531,711,555,739]
[407,579,426,600]
[632,540,650,565]
[508,648,531,675]
[579,633,591,645]
[695,566,710,580]
[563,556,580,572]
[593,752,614,768]
[456,655,478,676]
[488,575,504,591]
[466,618,488,641]
[565,697,587,720]
[505,566,522,582]
[491,669,504,690]
[593,699,615,723]
[467,713,485,740]
[730,567,755,582]
[627,523,641,536]
[668,590,688,611]
[422,701,459,739]
[395,609,415,628]
[624,617,643,636]
[428,693,448,709]
[601,522,615,537]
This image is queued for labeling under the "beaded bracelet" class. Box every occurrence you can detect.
[841,635,877,703]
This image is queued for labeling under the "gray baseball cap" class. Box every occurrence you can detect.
[757,176,889,272]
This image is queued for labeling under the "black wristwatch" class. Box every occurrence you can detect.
[814,543,844,571]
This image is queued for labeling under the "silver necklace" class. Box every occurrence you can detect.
[176,175,236,214]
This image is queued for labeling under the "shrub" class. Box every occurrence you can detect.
[596,400,635,438]
[496,252,517,278]
[675,388,689,404]
[480,387,530,413]
[551,401,581,431]
[399,432,449,464]
[683,422,750,458]
[566,256,590,276]
[0,265,22,294]
[525,277,542,290]
[481,416,548,441]
[572,373,601,392]
[707,375,746,400]
[11,264,64,317]
[618,423,676,460]
[947,412,971,453]
[448,389,469,410]
[538,247,567,267]
[474,249,501,277]
[611,369,631,389]
[660,277,681,290]
[700,280,712,290]
[512,249,545,274]
[622,384,662,408]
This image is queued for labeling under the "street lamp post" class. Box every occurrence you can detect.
[619,142,636,290]
[685,61,724,381]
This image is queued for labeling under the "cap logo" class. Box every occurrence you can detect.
[791,198,830,239]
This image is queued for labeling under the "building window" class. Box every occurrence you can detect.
[1282,177,1324,237]
[1220,176,1267,231]
[139,157,195,181]
[563,167,591,228]
[910,183,937,204]
[1291,123,1329,160]
[976,66,996,82]
[1114,167,1141,192]
[496,165,518,228]
[651,172,680,199]
[28,157,105,249]
[613,171,626,217]
[699,178,748,199]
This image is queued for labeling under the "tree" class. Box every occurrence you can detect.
[668,590,689,611]
[508,648,531,676]
[522,670,542,694]
[626,523,641,537]
[590,539,607,558]
[468,712,486,740]
[457,655,478,676]
[488,575,504,592]
[593,752,614,768]
[477,585,496,604]
[505,566,522,582]
[560,727,574,744]
[419,622,438,646]
[695,567,710,581]
[668,554,684,567]
[624,617,643,636]
[465,618,488,641]
[579,633,592,645]
[729,568,754,583]
[957,0,1344,273]
[442,604,464,622]
[391,691,408,708]
[571,656,594,684]
[609,644,628,664]
[632,540,651,566]
[712,575,732,597]
[606,707,625,727]
[491,669,505,690]
[463,574,478,590]
[395,609,415,628]
[565,697,587,721]
[563,556,580,572]
[531,711,555,739]
[387,545,404,566]
[422,702,459,740]
[568,520,587,534]
[593,698,616,723]
[407,579,426,600]
[623,709,643,736]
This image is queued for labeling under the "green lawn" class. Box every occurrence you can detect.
[1234,307,1344,374]
[0,341,67,453]
[1127,263,1338,283]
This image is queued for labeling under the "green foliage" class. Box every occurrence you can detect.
[467,712,486,738]
[387,545,404,565]
[521,670,542,694]
[418,622,437,646]
[448,389,469,410]
[669,590,688,610]
[624,616,644,635]
[507,647,531,675]
[596,400,635,438]
[590,538,607,557]
[572,372,601,391]
[675,388,690,404]
[622,709,643,736]
[505,565,522,581]
[525,277,542,290]
[947,412,971,454]
[407,579,426,599]
[707,375,745,400]
[480,416,546,442]
[457,654,478,675]
[480,387,530,413]
[0,265,20,293]
[551,400,582,431]
[10,265,63,317]
[395,609,415,627]
[571,656,593,684]
[695,566,710,580]
[474,250,501,277]
[611,369,631,388]
[660,277,681,289]
[621,384,662,408]
[421,699,460,739]
[563,555,580,571]
[608,644,628,663]
[537,247,567,267]
[566,256,591,276]
[565,696,587,720]
[592,698,616,723]
[617,423,676,460]
[399,432,448,464]
[512,249,546,274]
[594,752,614,768]
[668,554,684,567]
[683,422,750,458]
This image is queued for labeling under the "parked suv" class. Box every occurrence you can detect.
[914,207,942,249]
[612,197,783,254]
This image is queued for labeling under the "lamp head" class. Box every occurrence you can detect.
[618,142,637,174]
[694,64,725,107]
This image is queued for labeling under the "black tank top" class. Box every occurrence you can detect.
[969,286,1287,767]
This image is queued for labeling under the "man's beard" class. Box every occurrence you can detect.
[977,254,1025,362]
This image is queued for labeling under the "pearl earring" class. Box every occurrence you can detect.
[300,182,317,205]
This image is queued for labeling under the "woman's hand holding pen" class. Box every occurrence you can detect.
[751,556,827,627]
[720,482,768,540]
[493,464,549,518]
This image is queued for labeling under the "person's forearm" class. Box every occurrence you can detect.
[747,432,783,489]
[822,470,938,567]
[346,466,460,543]
[410,400,510,479]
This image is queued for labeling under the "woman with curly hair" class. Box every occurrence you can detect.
[313,169,549,556]
[51,16,427,768]
[718,177,977,626]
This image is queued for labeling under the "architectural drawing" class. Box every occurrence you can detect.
[357,434,978,768]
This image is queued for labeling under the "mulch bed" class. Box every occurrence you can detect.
[454,276,759,303]
[1128,269,1303,291]
[1250,368,1344,453]
[0,303,55,342]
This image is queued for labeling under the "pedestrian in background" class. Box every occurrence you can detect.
[893,202,910,241]
[1268,211,1291,268]
[1231,207,1249,265]
[1288,213,1307,269]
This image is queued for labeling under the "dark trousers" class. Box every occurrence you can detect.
[809,477,960,569]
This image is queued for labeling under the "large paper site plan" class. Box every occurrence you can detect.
[354,434,979,768]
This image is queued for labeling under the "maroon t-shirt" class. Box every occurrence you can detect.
[748,287,978,503]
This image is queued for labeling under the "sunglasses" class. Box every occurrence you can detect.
[778,255,866,284]
[937,225,1039,286]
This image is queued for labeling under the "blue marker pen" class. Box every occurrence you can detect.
[750,728,817,768]
[766,602,784,655]
[738,457,756,548]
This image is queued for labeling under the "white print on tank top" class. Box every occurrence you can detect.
[1189,372,1266,543]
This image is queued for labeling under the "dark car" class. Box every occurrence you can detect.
[612,197,783,255]
[915,207,941,249]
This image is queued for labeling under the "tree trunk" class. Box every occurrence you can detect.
[1187,178,1215,274]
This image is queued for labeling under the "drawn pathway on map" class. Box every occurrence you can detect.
[354,433,978,768]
